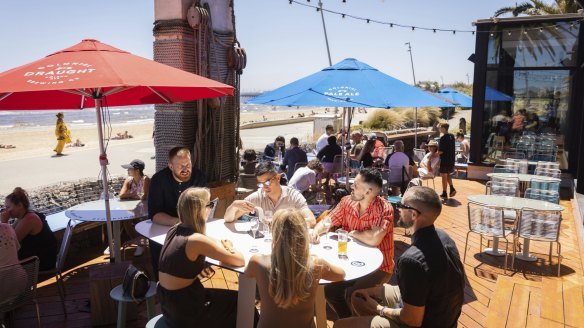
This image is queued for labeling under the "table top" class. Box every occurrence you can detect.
[337,177,387,185]
[467,195,564,211]
[486,173,560,183]
[66,199,147,222]
[136,219,383,282]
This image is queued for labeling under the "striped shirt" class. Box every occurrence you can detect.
[329,196,394,273]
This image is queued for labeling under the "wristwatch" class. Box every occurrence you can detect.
[379,306,388,318]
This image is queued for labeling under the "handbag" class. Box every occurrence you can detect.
[122,264,149,302]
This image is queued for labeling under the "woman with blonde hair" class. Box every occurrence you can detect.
[158,187,244,327]
[245,208,345,327]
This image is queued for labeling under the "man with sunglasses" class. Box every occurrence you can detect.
[311,168,394,319]
[224,161,315,225]
[335,186,465,328]
[147,146,207,279]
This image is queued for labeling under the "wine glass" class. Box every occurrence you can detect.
[322,217,332,250]
[263,210,273,242]
[316,192,324,205]
[249,217,259,253]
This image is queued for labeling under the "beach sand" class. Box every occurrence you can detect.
[0,107,355,161]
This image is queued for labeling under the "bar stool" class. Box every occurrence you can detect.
[110,282,157,328]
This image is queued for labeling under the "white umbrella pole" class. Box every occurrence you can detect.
[95,98,116,263]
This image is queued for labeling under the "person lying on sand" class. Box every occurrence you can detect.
[0,144,16,149]
[112,131,133,140]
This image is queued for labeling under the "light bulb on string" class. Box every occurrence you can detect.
[507,31,512,36]
[316,7,320,12]
[433,29,436,33]
[412,26,415,31]
[452,30,456,35]
[390,23,393,28]
[342,14,345,18]
[366,19,370,23]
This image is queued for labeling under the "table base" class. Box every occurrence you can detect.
[483,248,507,257]
[514,253,538,262]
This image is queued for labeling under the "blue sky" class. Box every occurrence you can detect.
[0,0,514,92]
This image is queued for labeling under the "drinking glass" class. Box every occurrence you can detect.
[322,217,332,250]
[263,210,273,242]
[337,229,348,259]
[316,192,324,205]
[249,217,259,253]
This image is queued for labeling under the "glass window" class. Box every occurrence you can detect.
[487,21,579,68]
[481,70,570,169]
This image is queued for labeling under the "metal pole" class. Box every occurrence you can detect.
[405,42,416,85]
[95,98,116,263]
[319,1,333,66]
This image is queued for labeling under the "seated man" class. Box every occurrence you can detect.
[281,137,308,180]
[311,168,394,319]
[289,159,324,203]
[335,186,465,328]
[224,161,315,226]
[385,140,415,194]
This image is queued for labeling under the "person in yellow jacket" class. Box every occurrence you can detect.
[53,112,71,156]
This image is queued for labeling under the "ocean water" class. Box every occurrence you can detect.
[0,103,305,130]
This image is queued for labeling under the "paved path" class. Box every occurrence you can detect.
[0,139,155,195]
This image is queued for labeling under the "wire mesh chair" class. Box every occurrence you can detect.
[412,149,426,165]
[528,178,560,194]
[514,208,562,276]
[464,203,514,274]
[534,167,561,179]
[524,188,560,204]
[0,256,41,327]
[493,164,519,174]
[503,158,528,174]
[502,151,526,160]
[535,161,560,171]
[485,177,520,197]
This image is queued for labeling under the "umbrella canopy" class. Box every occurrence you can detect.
[0,39,233,262]
[247,58,452,108]
[436,87,473,108]
[0,39,232,109]
[485,86,513,102]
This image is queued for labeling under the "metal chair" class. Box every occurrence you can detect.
[485,177,520,197]
[514,208,562,276]
[534,167,561,179]
[412,148,426,164]
[502,151,526,160]
[529,178,560,193]
[524,188,560,204]
[39,219,79,315]
[0,256,41,328]
[493,164,518,174]
[293,162,307,172]
[464,203,514,274]
[382,146,394,160]
[503,158,528,174]
[238,173,258,190]
[535,161,560,171]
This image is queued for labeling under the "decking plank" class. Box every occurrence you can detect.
[562,277,584,327]
[506,283,530,328]
[486,277,514,327]
[541,277,565,325]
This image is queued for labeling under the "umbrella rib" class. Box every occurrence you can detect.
[207,87,231,96]
[146,86,171,103]
[102,86,133,97]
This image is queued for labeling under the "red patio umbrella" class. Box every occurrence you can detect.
[0,39,233,262]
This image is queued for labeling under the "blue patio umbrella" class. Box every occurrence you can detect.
[485,86,513,102]
[436,87,473,108]
[247,58,452,108]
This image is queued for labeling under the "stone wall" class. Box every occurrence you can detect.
[0,176,126,215]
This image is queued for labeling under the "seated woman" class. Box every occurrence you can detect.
[158,187,246,327]
[0,223,27,305]
[356,139,376,168]
[264,136,285,161]
[245,209,345,328]
[119,159,150,256]
[241,149,258,174]
[1,188,57,271]
[455,130,470,164]
[418,140,441,178]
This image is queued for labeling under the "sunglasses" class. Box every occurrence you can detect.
[396,202,421,214]
[257,175,278,188]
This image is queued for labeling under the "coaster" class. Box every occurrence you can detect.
[351,261,365,267]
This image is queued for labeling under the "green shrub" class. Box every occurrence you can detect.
[362,109,404,130]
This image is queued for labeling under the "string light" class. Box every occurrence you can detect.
[287,1,584,36]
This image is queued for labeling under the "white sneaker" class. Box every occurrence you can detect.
[133,245,144,257]
[103,246,110,255]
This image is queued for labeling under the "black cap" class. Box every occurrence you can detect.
[121,159,145,170]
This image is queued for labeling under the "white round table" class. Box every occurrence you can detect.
[486,172,560,183]
[67,199,146,261]
[135,218,383,328]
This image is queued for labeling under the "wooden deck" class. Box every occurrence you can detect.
[7,178,584,328]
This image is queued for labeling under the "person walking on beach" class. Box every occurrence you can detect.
[438,123,456,199]
[53,112,71,156]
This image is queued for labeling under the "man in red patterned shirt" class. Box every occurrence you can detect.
[311,168,394,319]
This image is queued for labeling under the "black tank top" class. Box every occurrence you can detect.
[18,212,57,271]
[159,225,205,279]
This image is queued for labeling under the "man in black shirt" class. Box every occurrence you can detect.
[335,186,465,328]
[438,122,456,199]
[147,146,207,278]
